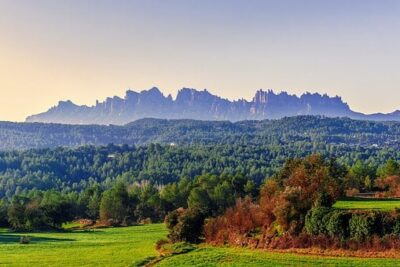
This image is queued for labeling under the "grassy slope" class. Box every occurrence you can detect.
[0,224,167,267]
[334,198,400,211]
[156,247,400,267]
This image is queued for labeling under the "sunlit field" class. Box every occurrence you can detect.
[0,224,167,267]
[1,223,400,267]
[157,246,400,267]
[334,198,400,211]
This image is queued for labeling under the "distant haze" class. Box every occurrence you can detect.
[0,0,399,121]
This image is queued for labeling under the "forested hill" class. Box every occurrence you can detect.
[1,116,400,150]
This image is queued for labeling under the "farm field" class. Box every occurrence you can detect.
[333,198,400,211]
[0,224,399,267]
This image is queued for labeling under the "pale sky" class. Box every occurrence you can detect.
[0,0,399,121]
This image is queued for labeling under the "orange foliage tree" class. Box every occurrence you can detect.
[375,175,400,197]
[205,155,345,244]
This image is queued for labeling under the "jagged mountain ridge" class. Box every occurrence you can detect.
[26,88,400,125]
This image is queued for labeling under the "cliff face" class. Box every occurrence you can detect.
[26,87,400,125]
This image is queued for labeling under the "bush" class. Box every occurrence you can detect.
[204,198,265,245]
[304,209,399,242]
[314,192,335,208]
[155,239,170,251]
[166,208,205,243]
[349,212,377,241]
[19,236,31,244]
[326,210,351,239]
[164,208,183,230]
[140,218,152,225]
[345,188,359,197]
[378,212,395,236]
[393,217,400,235]
[305,207,332,235]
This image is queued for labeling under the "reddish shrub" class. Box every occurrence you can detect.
[345,188,359,197]
[204,197,265,245]
[375,176,400,197]
[292,233,312,248]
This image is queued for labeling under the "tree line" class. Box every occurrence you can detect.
[2,116,400,150]
[1,141,400,200]
[0,173,256,231]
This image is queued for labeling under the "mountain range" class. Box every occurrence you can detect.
[26,88,400,125]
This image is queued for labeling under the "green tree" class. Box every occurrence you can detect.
[7,196,26,230]
[0,199,9,227]
[40,191,74,228]
[188,188,211,214]
[99,182,129,225]
[165,208,205,243]
[378,159,400,178]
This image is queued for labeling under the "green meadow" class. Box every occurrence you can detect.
[0,224,167,267]
[334,198,400,211]
[157,246,400,267]
[0,223,400,267]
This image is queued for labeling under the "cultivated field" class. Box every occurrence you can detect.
[334,198,400,211]
[1,223,400,266]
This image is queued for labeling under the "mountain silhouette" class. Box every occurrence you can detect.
[26,88,400,125]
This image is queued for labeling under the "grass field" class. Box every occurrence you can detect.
[0,224,167,267]
[1,223,400,266]
[333,198,400,211]
[156,246,400,267]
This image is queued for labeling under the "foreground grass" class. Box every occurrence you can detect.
[0,224,167,267]
[156,246,400,267]
[1,223,400,266]
[334,198,400,211]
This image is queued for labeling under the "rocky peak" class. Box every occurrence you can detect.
[25,87,400,125]
[57,100,77,108]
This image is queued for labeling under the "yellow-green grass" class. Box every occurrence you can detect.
[156,246,400,267]
[62,221,81,229]
[1,223,400,267]
[0,224,167,267]
[334,198,400,211]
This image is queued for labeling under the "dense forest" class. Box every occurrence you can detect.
[1,116,400,199]
[2,116,400,150]
[1,142,400,199]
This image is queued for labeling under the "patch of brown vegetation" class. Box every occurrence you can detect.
[263,247,400,259]
[376,176,400,198]
[77,219,95,226]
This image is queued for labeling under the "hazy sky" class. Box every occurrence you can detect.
[1,0,399,121]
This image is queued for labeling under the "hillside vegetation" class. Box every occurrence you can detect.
[2,116,400,150]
